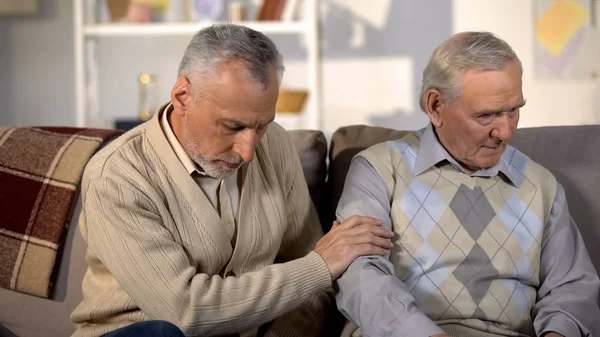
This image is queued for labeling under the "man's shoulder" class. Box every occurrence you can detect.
[263,121,291,142]
[357,132,418,162]
[252,122,300,189]
[502,145,556,182]
[502,145,558,204]
[84,126,150,180]
[258,122,295,158]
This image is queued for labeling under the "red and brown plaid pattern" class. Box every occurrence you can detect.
[0,126,122,298]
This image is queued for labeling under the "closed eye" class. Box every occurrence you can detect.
[223,124,246,132]
[477,114,495,125]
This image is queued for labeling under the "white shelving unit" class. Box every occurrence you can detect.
[73,0,322,130]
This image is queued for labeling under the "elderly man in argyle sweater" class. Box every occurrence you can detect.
[335,31,600,337]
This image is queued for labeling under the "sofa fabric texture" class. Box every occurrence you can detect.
[0,127,122,298]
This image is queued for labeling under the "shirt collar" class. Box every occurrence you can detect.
[413,123,521,187]
[160,103,205,176]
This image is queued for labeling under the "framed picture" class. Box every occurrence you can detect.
[534,0,599,78]
[0,0,38,15]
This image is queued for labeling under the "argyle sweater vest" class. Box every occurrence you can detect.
[358,133,557,336]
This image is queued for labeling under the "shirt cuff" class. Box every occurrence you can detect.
[399,311,444,337]
[540,317,580,337]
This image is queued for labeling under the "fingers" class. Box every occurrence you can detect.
[358,224,394,238]
[343,232,394,249]
[341,222,394,239]
[323,222,395,249]
[327,218,395,248]
[338,215,382,229]
[316,216,396,280]
[351,243,388,257]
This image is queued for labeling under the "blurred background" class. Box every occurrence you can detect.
[0,0,599,138]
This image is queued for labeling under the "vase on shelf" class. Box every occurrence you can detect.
[138,73,159,121]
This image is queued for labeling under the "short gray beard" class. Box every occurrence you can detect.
[182,123,242,179]
[193,155,240,179]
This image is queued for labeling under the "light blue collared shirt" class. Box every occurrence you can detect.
[411,124,518,184]
[334,123,600,337]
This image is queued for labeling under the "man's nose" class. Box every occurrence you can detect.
[491,115,514,141]
[234,130,259,163]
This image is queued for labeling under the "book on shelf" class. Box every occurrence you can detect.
[257,0,286,21]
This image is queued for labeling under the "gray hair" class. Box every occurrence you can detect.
[419,31,522,112]
[177,24,285,93]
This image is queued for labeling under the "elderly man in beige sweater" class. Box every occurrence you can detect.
[70,24,394,337]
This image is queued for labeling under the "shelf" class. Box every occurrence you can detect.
[75,0,321,129]
[83,21,310,37]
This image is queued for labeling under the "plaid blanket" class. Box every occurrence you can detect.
[0,126,123,298]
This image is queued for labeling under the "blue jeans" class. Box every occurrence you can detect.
[101,320,185,337]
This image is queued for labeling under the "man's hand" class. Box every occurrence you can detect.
[314,215,394,280]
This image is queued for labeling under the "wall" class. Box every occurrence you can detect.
[89,0,450,135]
[316,0,449,134]
[0,0,598,134]
[453,0,600,128]
[0,0,74,127]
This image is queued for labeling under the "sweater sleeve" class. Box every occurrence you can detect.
[82,175,331,336]
[264,127,332,337]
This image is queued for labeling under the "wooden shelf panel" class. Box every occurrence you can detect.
[83,21,309,37]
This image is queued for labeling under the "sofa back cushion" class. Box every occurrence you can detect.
[509,125,600,275]
[288,130,329,226]
[326,125,411,231]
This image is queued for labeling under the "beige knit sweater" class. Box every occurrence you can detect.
[70,112,332,337]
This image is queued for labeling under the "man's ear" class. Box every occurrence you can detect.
[424,89,445,128]
[171,76,193,116]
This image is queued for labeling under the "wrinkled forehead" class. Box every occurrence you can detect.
[460,64,523,111]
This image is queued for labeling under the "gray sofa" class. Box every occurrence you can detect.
[1,124,599,337]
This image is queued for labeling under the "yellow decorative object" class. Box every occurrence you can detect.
[535,0,589,56]
[139,73,159,121]
[130,0,170,14]
[139,73,151,84]
[276,90,308,114]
